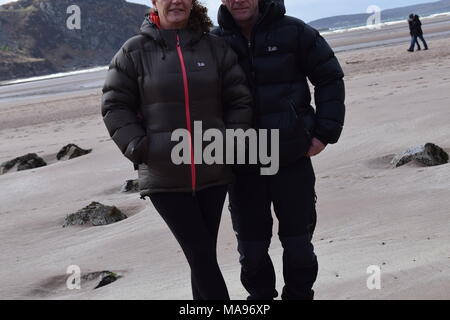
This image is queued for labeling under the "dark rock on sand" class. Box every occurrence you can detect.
[81,271,121,289]
[57,144,92,160]
[63,201,127,227]
[120,179,139,193]
[391,143,449,167]
[0,153,47,174]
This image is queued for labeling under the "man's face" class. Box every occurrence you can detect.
[221,0,259,24]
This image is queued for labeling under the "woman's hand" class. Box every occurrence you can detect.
[306,137,326,157]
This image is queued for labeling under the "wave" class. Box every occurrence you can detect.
[320,11,450,36]
[0,65,108,86]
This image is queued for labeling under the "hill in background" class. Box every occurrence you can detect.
[0,0,149,81]
[2,0,450,81]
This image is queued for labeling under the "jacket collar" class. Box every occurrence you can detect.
[139,15,204,50]
[217,0,286,32]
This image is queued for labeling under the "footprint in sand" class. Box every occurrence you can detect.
[75,121,87,128]
[364,154,396,169]
[26,270,125,298]
[26,274,68,298]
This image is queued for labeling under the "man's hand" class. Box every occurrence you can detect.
[307,137,326,157]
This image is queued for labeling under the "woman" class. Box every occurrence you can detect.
[101,0,252,300]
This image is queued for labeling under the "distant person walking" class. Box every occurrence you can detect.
[408,13,428,52]
[408,14,421,51]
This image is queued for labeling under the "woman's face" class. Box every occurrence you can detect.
[152,0,193,30]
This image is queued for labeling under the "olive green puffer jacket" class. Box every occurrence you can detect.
[101,17,253,197]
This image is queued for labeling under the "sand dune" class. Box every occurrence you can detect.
[0,37,449,300]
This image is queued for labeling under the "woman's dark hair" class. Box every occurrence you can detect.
[187,0,213,33]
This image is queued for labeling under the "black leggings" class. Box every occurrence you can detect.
[149,185,229,300]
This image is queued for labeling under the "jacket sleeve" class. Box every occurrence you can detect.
[220,43,253,130]
[101,47,148,165]
[302,25,346,145]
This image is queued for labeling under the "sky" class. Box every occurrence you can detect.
[0,0,440,22]
[129,0,439,22]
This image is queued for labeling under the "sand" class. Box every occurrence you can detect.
[0,35,449,300]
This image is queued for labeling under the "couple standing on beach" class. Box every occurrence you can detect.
[101,0,345,300]
[407,13,429,52]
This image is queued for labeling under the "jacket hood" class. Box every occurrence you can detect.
[140,15,161,40]
[218,0,286,31]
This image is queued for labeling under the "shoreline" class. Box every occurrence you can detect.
[320,11,450,35]
[2,13,450,88]
[1,35,450,131]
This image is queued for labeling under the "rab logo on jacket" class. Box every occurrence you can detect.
[267,46,278,52]
[197,62,206,67]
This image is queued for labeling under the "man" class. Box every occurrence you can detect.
[212,0,345,300]
[407,13,428,52]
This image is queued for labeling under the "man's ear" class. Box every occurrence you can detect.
[221,0,226,4]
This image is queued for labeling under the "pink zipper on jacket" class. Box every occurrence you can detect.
[176,33,196,194]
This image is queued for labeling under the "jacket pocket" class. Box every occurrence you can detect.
[138,136,149,164]
[146,131,180,165]
[274,111,310,165]
[289,100,310,139]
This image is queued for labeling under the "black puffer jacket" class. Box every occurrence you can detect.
[212,0,345,165]
[101,16,253,196]
[409,15,423,36]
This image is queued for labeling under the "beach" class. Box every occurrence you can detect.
[0,24,449,299]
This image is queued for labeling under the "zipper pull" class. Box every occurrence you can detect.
[248,40,251,48]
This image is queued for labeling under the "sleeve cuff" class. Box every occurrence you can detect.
[313,134,329,146]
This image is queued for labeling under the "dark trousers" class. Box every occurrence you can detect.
[149,185,230,300]
[409,34,428,51]
[228,157,318,300]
